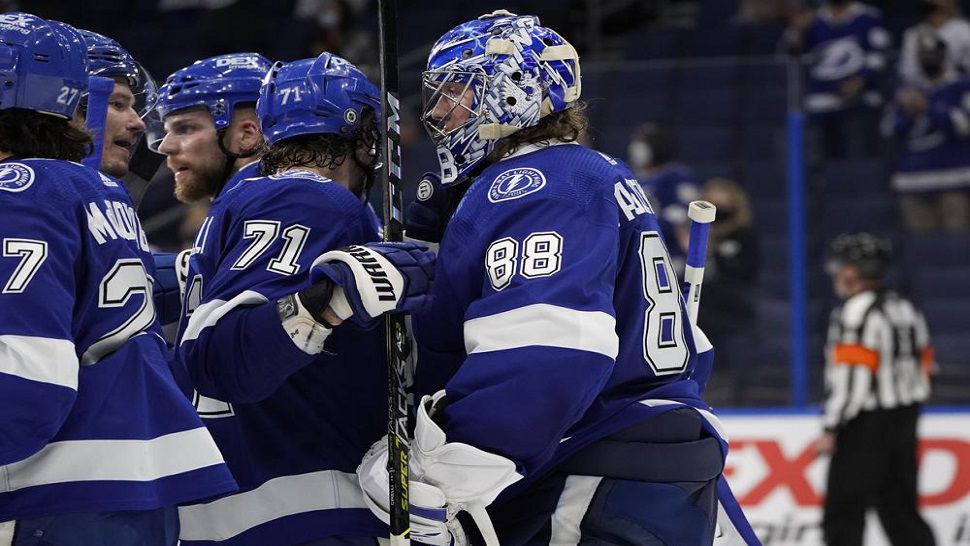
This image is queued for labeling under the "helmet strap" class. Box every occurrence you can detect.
[215,128,258,197]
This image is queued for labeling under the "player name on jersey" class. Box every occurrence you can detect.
[615,177,655,221]
[86,199,150,251]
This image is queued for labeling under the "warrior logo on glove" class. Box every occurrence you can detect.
[342,245,398,301]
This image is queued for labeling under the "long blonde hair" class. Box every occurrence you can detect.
[702,177,753,231]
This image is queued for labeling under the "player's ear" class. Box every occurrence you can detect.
[235,117,262,155]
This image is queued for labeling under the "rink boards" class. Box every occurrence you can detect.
[719,411,970,546]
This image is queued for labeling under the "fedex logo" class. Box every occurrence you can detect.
[725,436,970,507]
[215,56,262,69]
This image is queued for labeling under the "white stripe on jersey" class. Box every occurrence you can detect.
[824,290,931,429]
[549,476,602,545]
[178,470,366,542]
[464,304,619,359]
[5,427,224,491]
[181,290,268,343]
[0,335,77,389]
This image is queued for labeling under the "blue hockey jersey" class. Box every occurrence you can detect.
[412,142,724,496]
[803,3,889,114]
[0,158,236,521]
[890,78,970,193]
[174,168,388,545]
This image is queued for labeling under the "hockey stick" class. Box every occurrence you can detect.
[377,0,411,544]
[82,75,116,171]
[683,200,717,326]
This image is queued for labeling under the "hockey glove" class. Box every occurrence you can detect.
[357,390,523,546]
[308,242,435,325]
[405,171,448,245]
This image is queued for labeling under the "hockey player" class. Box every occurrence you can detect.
[0,12,236,544]
[154,52,271,205]
[77,29,154,178]
[149,53,271,325]
[164,51,435,545]
[358,11,752,545]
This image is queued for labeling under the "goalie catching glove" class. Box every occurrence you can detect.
[357,390,523,546]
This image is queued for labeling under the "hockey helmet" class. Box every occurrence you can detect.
[153,52,271,133]
[827,232,893,280]
[257,52,380,145]
[422,10,581,184]
[0,12,88,119]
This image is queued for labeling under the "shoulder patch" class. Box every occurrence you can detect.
[99,172,119,187]
[416,178,435,201]
[0,163,35,193]
[268,169,331,183]
[488,167,546,203]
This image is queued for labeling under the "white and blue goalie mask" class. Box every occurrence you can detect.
[421,10,581,185]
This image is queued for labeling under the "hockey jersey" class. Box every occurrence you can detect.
[803,3,889,113]
[890,77,970,192]
[0,158,236,521]
[174,168,387,545]
[412,142,725,496]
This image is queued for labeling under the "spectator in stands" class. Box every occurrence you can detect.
[735,0,790,26]
[815,233,935,546]
[900,0,970,87]
[697,178,759,406]
[628,122,699,264]
[784,0,890,159]
[887,27,970,232]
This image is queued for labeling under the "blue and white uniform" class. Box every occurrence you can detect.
[174,168,387,545]
[890,77,970,193]
[412,142,730,544]
[0,158,236,521]
[803,3,890,114]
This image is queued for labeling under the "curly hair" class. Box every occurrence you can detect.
[0,108,93,162]
[260,107,380,176]
[488,101,589,161]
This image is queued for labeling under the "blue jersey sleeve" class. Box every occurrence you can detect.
[0,189,79,465]
[152,252,182,327]
[440,179,621,477]
[178,180,373,403]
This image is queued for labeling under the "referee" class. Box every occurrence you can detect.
[814,233,936,546]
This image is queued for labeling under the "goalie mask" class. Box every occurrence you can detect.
[422,10,581,185]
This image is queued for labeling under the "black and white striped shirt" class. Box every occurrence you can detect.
[823,289,933,431]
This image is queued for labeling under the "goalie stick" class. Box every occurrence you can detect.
[684,200,716,326]
[377,0,411,544]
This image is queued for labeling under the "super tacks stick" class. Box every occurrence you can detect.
[377,0,411,543]
[684,200,717,325]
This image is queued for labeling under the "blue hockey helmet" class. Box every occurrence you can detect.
[422,10,581,184]
[0,12,88,119]
[154,52,272,130]
[79,29,158,118]
[257,52,380,145]
[79,29,139,89]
